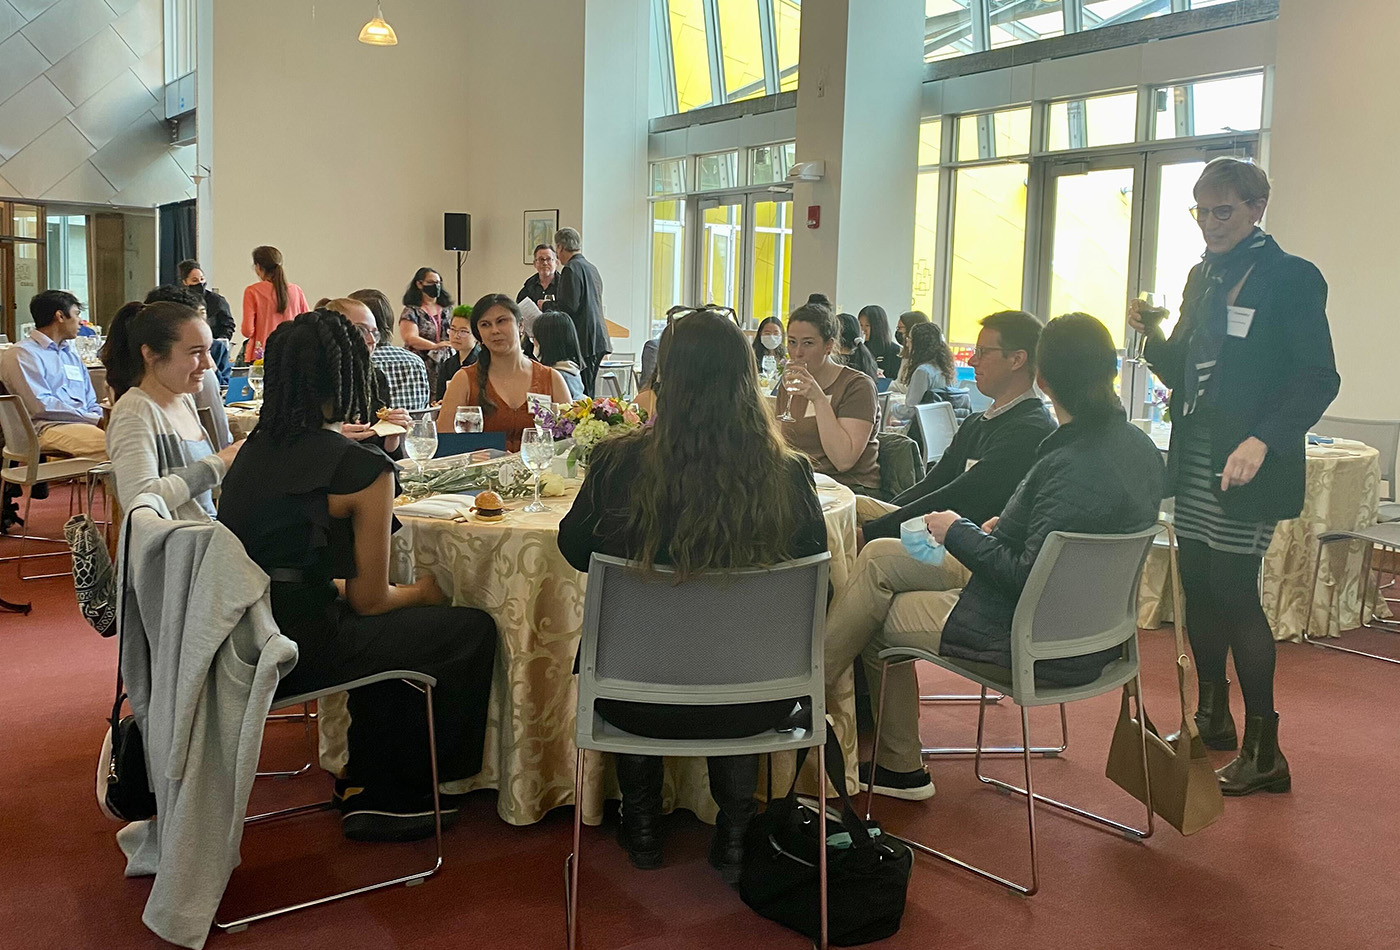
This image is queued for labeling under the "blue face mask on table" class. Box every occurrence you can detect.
[900,517,946,565]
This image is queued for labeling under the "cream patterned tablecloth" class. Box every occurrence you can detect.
[1137,439,1383,641]
[225,406,259,441]
[319,480,859,826]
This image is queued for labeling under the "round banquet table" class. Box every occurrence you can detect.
[1137,438,1383,642]
[225,406,260,441]
[318,479,860,826]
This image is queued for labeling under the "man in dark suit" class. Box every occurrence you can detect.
[553,227,610,395]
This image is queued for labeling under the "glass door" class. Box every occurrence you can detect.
[749,197,792,326]
[698,197,744,314]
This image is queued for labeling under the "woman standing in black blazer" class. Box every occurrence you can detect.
[1132,158,1339,797]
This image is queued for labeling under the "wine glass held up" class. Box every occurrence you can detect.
[777,359,805,423]
[1129,292,1169,362]
[520,427,554,513]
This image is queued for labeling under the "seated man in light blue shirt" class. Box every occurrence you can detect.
[0,290,108,459]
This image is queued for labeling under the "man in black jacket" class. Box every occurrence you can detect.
[553,227,611,395]
[826,313,1164,802]
[862,311,1054,542]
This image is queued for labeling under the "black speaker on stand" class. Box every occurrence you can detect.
[444,213,471,304]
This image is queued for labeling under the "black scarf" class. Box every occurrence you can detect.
[1181,228,1269,415]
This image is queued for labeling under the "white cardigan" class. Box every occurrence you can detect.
[105,387,226,521]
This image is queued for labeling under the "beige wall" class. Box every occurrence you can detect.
[1269,0,1399,419]
[207,0,588,334]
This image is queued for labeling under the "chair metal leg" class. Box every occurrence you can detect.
[9,489,75,580]
[922,702,1067,757]
[566,753,584,950]
[863,660,891,821]
[216,683,443,933]
[256,703,317,780]
[1304,538,1400,664]
[920,691,1004,703]
[817,739,829,950]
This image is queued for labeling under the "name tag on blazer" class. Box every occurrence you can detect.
[1226,306,1255,338]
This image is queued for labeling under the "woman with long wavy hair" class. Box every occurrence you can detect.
[557,310,829,883]
[889,321,957,423]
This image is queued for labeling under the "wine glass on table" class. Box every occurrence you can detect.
[247,364,264,402]
[521,428,555,513]
[455,406,484,433]
[778,361,804,423]
[759,355,779,393]
[405,418,438,475]
[1131,292,1169,362]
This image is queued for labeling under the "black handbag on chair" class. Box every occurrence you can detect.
[739,732,913,946]
[95,507,156,823]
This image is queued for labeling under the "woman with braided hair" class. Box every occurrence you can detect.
[219,310,498,842]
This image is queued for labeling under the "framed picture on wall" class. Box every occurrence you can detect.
[523,210,560,264]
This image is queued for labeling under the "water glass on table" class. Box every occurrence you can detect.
[247,364,265,401]
[521,428,554,513]
[759,355,779,393]
[455,406,484,433]
[405,418,438,474]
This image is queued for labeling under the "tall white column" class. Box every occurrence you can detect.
[789,0,925,315]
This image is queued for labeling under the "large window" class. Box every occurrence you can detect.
[164,0,197,82]
[647,143,795,327]
[911,69,1266,414]
[925,1,1257,63]
[0,202,47,341]
[654,0,802,116]
[46,216,90,311]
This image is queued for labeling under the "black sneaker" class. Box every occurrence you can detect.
[334,781,459,842]
[858,762,936,801]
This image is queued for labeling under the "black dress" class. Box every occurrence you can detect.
[219,427,497,799]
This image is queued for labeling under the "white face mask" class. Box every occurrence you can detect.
[761,334,782,350]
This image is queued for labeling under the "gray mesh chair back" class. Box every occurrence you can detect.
[576,552,830,757]
[913,401,956,464]
[1316,415,1399,501]
[1008,528,1159,705]
[0,395,37,467]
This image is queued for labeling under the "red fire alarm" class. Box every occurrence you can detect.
[807,205,821,229]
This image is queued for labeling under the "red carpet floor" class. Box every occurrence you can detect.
[2,490,1398,950]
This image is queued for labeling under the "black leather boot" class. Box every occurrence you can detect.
[614,754,664,869]
[706,755,759,886]
[1217,712,1291,796]
[1167,679,1237,751]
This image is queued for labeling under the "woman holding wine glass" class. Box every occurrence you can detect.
[1131,157,1339,797]
[437,294,571,452]
[557,308,827,882]
[777,303,881,494]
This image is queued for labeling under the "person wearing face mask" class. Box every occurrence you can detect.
[894,310,931,356]
[178,259,236,342]
[752,316,787,367]
[399,267,455,394]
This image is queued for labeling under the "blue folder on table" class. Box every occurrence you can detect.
[224,377,252,404]
[434,432,507,456]
[876,376,893,394]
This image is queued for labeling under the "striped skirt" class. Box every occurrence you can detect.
[1173,417,1276,557]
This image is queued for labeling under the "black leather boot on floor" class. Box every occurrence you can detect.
[1168,679,1238,750]
[614,755,664,869]
[706,755,759,886]
[1217,712,1291,796]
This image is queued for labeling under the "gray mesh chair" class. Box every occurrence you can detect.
[866,528,1160,896]
[1315,415,1400,522]
[0,395,104,579]
[216,670,445,933]
[568,552,833,950]
[912,401,957,465]
[1303,520,1400,664]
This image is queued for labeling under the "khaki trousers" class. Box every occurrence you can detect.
[854,494,899,525]
[824,539,970,772]
[38,423,108,460]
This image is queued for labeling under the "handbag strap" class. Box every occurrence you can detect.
[109,505,157,732]
[779,724,883,849]
[1138,520,1199,736]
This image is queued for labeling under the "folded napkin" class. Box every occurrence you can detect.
[813,472,840,489]
[394,493,477,520]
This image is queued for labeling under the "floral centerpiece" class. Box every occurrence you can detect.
[531,396,649,472]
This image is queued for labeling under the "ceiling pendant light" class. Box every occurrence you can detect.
[358,3,398,46]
